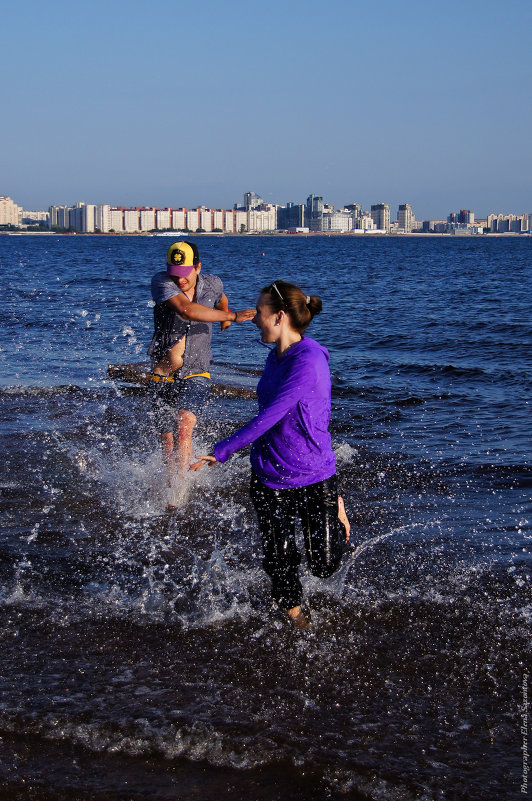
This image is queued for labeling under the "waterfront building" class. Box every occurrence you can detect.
[244,191,263,210]
[95,204,111,233]
[156,208,171,230]
[353,215,375,231]
[248,204,277,233]
[20,209,49,226]
[371,203,390,232]
[277,203,306,230]
[212,210,224,231]
[172,209,186,230]
[323,210,353,232]
[345,203,363,218]
[49,205,71,230]
[123,209,139,232]
[306,194,325,232]
[234,209,247,233]
[187,209,200,231]
[487,212,529,233]
[200,207,214,232]
[398,203,413,233]
[109,208,124,233]
[81,203,95,233]
[0,195,21,226]
[139,208,156,231]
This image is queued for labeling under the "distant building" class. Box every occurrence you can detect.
[277,203,306,230]
[123,209,139,232]
[248,204,277,232]
[234,209,248,232]
[82,204,95,232]
[323,210,353,232]
[306,194,325,231]
[49,204,71,229]
[353,215,375,231]
[20,209,49,226]
[371,203,390,232]
[109,208,124,232]
[139,208,156,231]
[487,212,529,233]
[397,203,413,233]
[156,208,172,230]
[172,209,187,230]
[200,207,213,232]
[0,195,21,226]
[96,204,111,233]
[344,203,363,218]
[186,209,200,231]
[244,191,263,210]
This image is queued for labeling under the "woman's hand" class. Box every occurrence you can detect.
[190,454,217,471]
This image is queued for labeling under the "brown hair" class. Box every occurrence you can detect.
[261,280,322,333]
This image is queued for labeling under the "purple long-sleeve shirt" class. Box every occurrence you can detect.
[213,337,336,489]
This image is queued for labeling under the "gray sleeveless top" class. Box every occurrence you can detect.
[147,272,223,377]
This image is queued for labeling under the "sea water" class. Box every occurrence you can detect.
[0,234,530,800]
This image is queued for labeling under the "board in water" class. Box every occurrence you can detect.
[107,363,256,399]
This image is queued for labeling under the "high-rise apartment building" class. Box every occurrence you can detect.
[123,209,139,232]
[0,195,21,226]
[398,203,413,233]
[95,205,111,233]
[156,209,171,230]
[277,203,306,230]
[371,203,390,232]
[109,208,124,232]
[244,191,263,210]
[306,194,325,231]
[345,203,363,218]
[139,208,156,231]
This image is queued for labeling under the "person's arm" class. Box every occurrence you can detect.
[191,356,320,471]
[165,292,254,324]
[215,292,232,332]
[213,354,320,462]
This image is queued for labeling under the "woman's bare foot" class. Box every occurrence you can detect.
[284,606,312,629]
[338,495,350,542]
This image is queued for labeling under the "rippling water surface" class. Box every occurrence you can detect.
[0,234,530,800]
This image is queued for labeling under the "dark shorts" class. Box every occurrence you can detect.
[149,376,211,435]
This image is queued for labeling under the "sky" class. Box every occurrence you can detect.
[1,0,530,220]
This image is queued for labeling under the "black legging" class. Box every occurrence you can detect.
[250,472,344,609]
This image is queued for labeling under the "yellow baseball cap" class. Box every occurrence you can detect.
[166,242,196,277]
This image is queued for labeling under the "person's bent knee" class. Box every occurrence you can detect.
[310,555,342,579]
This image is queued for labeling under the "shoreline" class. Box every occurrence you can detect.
[1,230,530,238]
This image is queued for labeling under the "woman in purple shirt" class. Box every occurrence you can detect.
[192,280,349,628]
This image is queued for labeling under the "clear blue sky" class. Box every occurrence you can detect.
[2,0,530,219]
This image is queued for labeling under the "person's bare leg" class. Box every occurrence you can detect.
[173,409,197,476]
[167,409,197,507]
[161,431,174,463]
[338,495,350,542]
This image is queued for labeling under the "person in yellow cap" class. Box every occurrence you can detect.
[147,240,255,504]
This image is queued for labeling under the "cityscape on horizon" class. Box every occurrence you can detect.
[1,191,530,236]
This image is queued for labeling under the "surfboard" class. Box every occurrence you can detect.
[107,363,256,399]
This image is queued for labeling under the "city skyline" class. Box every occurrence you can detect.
[2,187,529,227]
[3,192,529,235]
[1,0,531,217]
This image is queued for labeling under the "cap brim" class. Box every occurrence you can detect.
[167,263,194,277]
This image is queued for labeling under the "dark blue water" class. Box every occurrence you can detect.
[0,234,530,800]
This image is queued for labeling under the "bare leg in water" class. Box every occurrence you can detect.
[161,409,197,507]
